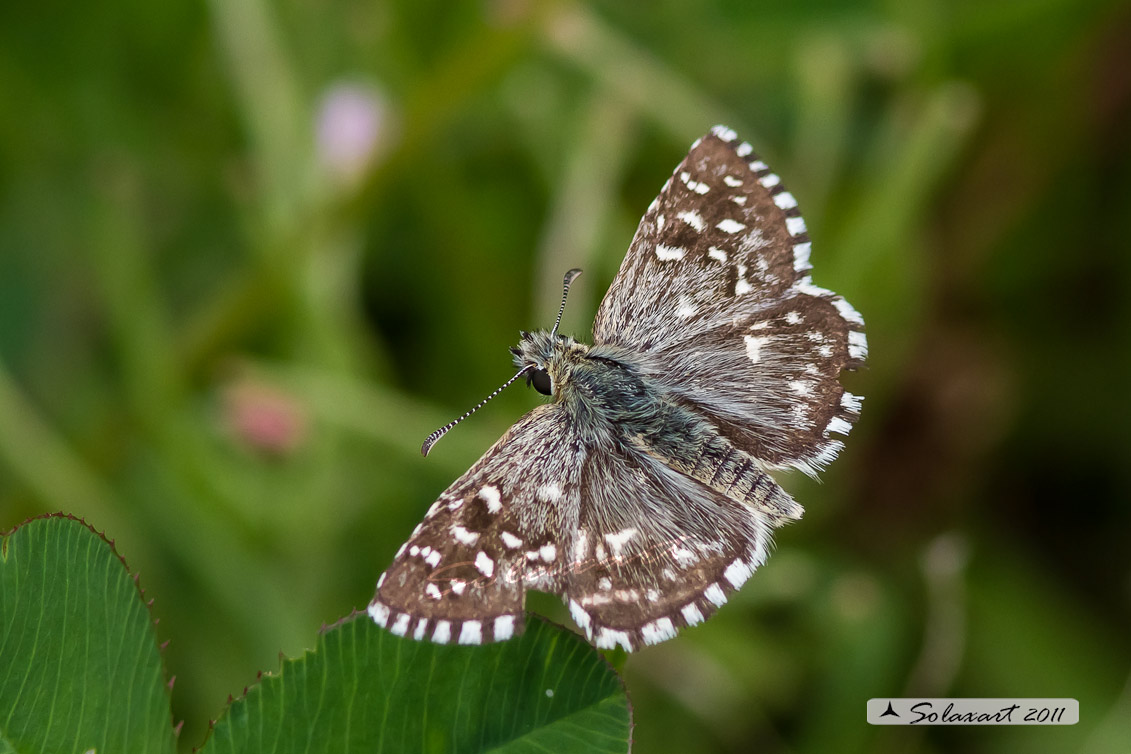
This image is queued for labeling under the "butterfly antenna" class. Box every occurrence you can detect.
[422,269,580,456]
[550,268,583,338]
[421,365,534,456]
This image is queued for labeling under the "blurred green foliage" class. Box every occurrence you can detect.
[1,0,1129,751]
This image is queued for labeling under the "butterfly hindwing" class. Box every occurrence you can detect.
[563,439,776,650]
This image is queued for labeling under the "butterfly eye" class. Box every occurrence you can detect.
[529,368,553,396]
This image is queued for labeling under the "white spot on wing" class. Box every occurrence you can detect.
[731,195,747,206]
[494,615,516,641]
[426,583,442,600]
[451,525,479,546]
[672,546,696,566]
[712,125,737,142]
[704,583,728,607]
[828,417,853,436]
[786,216,807,236]
[723,175,743,187]
[681,603,704,626]
[500,531,523,549]
[368,601,390,627]
[413,618,428,640]
[458,620,483,645]
[724,558,753,588]
[743,335,768,364]
[478,485,502,513]
[573,529,588,561]
[848,330,869,360]
[451,579,466,595]
[793,241,812,271]
[677,210,705,231]
[736,142,753,157]
[641,617,677,645]
[604,527,637,557]
[656,245,685,261]
[536,482,562,502]
[761,173,781,188]
[841,392,863,413]
[594,627,633,651]
[774,191,798,210]
[833,297,865,326]
[389,612,411,637]
[474,551,495,578]
[716,218,746,234]
[676,297,697,319]
[425,550,441,568]
[680,171,710,194]
[539,543,557,562]
[785,311,802,325]
[812,440,844,467]
[708,247,728,263]
[433,620,452,644]
[569,599,592,637]
[750,160,768,171]
[735,264,752,295]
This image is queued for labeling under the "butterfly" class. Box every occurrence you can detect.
[368,125,866,650]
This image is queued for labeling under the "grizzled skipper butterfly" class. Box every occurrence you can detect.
[369,126,866,651]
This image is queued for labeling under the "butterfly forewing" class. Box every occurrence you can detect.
[593,125,866,475]
[593,126,806,349]
[370,404,583,645]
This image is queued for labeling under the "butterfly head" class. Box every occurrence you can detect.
[509,329,587,399]
[509,267,586,399]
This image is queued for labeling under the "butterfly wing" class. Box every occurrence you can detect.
[562,438,781,650]
[369,403,585,645]
[592,125,866,475]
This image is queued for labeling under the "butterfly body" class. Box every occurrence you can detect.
[370,126,866,650]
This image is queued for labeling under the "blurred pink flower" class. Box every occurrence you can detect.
[315,80,390,187]
[222,380,308,456]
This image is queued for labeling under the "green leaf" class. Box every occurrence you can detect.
[0,514,175,754]
[200,615,631,754]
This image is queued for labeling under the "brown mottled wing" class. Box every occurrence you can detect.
[592,125,866,475]
[369,404,584,645]
[561,439,780,650]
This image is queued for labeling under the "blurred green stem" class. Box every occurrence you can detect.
[540,2,741,144]
[531,90,636,328]
[204,0,312,232]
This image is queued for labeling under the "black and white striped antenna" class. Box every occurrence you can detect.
[420,268,583,456]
